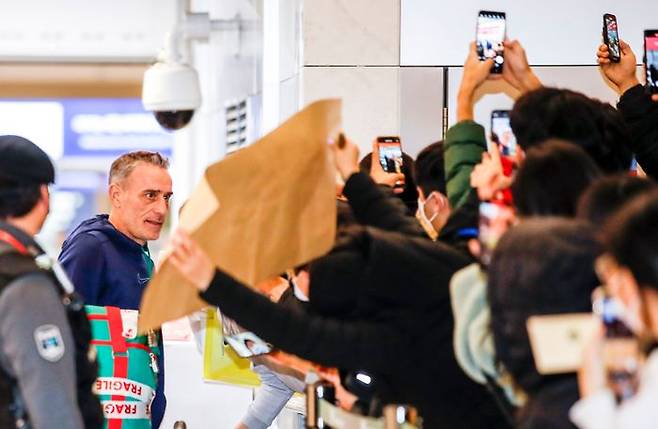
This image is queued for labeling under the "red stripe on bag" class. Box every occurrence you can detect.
[106,307,128,429]
[87,314,109,320]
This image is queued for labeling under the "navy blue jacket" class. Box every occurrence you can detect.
[59,214,166,428]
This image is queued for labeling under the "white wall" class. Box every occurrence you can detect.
[0,0,177,61]
[401,0,658,66]
[301,0,403,157]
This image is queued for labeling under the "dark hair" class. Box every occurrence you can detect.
[604,190,658,289]
[512,140,602,217]
[0,184,42,219]
[510,87,633,173]
[488,218,601,394]
[577,175,657,227]
[359,152,419,214]
[414,141,447,197]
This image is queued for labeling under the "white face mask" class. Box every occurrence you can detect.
[416,193,441,241]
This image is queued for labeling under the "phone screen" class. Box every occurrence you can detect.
[377,137,403,174]
[603,14,620,61]
[476,11,506,73]
[645,31,658,92]
[478,201,514,266]
[225,331,273,358]
[592,293,640,402]
[491,110,517,157]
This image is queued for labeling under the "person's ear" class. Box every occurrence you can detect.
[428,191,449,212]
[108,182,123,208]
[38,185,49,212]
[416,186,426,202]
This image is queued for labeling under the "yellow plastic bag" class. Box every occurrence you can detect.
[202,308,260,387]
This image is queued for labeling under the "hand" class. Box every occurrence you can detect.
[458,42,495,121]
[597,41,640,95]
[316,368,358,411]
[470,144,512,201]
[370,140,405,193]
[329,133,360,181]
[502,40,542,93]
[168,229,215,292]
[461,42,496,93]
[577,323,606,398]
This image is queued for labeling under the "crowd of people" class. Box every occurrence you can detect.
[1,33,658,429]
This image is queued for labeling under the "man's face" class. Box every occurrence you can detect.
[110,163,173,244]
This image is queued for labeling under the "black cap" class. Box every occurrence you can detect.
[0,135,55,186]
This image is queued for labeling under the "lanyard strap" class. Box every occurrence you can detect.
[0,230,28,255]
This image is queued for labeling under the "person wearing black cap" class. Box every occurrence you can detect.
[0,135,103,428]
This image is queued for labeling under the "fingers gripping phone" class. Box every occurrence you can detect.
[644,30,658,94]
[603,14,621,63]
[377,136,403,174]
[491,110,517,157]
[476,11,506,74]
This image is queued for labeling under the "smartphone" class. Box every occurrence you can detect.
[603,14,621,63]
[377,136,403,174]
[593,294,640,402]
[527,313,598,374]
[476,11,506,74]
[225,331,273,358]
[478,201,514,266]
[490,110,517,157]
[644,30,658,94]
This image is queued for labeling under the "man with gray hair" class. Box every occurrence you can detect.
[59,151,172,428]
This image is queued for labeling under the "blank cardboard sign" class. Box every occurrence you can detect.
[139,99,341,332]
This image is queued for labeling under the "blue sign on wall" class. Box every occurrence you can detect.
[62,98,173,158]
[0,98,173,160]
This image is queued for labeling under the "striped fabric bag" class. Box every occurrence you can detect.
[86,305,159,429]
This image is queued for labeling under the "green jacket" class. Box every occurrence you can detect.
[444,121,488,209]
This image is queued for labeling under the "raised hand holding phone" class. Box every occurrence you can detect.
[597,40,639,95]
[458,42,495,121]
[371,138,405,192]
[501,40,542,93]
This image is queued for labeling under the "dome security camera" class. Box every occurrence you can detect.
[143,7,254,131]
[142,61,201,131]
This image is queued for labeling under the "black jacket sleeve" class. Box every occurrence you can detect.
[617,84,658,178]
[343,172,425,237]
[200,269,405,372]
[437,189,479,261]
